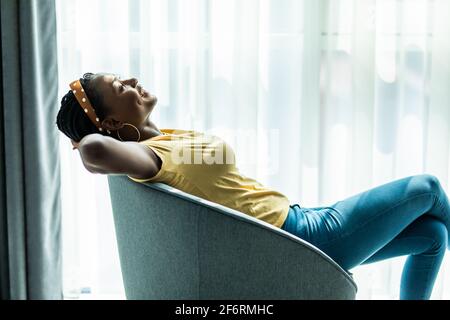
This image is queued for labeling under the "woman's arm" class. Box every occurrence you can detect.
[76,134,161,180]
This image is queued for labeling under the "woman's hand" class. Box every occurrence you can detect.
[71,139,80,150]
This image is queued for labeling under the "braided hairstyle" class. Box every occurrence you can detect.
[56,72,111,142]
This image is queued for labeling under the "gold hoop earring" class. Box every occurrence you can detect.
[117,123,141,142]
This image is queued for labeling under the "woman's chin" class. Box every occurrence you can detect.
[145,99,157,114]
[147,95,157,106]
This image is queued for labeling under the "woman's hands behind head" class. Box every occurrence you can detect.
[71,139,80,150]
[70,132,159,178]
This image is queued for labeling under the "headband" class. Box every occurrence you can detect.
[69,79,109,133]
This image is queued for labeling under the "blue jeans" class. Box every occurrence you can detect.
[281,174,449,300]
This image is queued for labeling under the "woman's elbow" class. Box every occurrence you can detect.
[78,135,108,173]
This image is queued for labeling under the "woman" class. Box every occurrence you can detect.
[57,72,450,300]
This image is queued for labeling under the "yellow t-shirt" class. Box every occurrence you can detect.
[127,128,290,228]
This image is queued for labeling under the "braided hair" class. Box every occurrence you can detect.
[56,72,110,142]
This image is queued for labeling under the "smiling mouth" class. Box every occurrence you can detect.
[140,89,149,98]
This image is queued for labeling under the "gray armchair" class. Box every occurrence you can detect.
[107,175,357,299]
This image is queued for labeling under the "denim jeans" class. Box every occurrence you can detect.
[281,174,450,300]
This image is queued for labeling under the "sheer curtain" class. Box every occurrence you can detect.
[55,0,450,299]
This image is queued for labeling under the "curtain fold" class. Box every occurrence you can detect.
[0,0,62,299]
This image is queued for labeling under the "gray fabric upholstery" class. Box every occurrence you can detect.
[108,175,357,300]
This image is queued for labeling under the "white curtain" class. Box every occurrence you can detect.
[56,0,450,299]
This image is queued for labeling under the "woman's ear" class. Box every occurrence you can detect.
[101,117,122,131]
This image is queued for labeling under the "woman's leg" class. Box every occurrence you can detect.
[313,174,450,268]
[285,174,450,299]
[361,216,447,299]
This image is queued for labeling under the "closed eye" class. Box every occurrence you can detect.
[112,75,125,95]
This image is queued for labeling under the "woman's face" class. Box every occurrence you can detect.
[91,73,158,130]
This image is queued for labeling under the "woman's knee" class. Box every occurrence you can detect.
[419,217,448,252]
[415,174,444,196]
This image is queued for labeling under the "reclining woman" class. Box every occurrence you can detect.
[56,72,450,300]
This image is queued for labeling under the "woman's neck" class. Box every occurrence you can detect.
[138,119,163,141]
